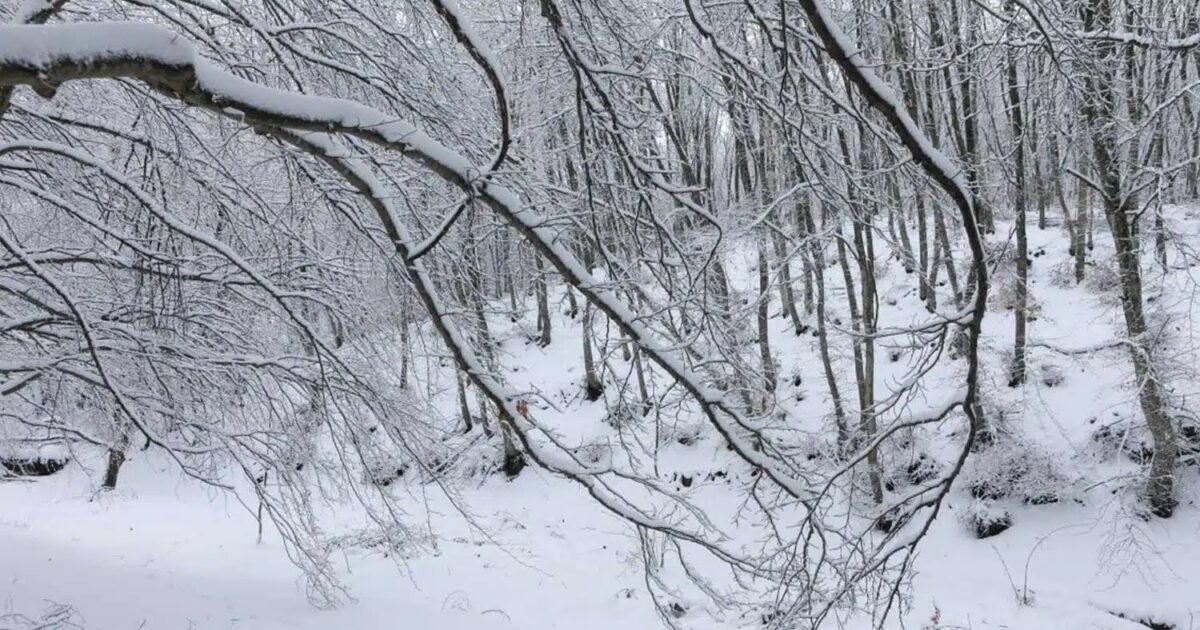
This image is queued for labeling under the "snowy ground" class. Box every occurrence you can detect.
[2,456,662,630]
[4,209,1200,629]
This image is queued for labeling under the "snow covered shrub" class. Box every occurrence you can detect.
[323,523,431,558]
[1039,363,1066,388]
[362,450,410,487]
[666,467,733,492]
[660,421,704,447]
[882,451,941,493]
[1048,258,1077,288]
[963,438,1069,505]
[1090,413,1152,463]
[573,441,612,468]
[962,500,1012,539]
[964,403,1014,452]
[984,239,1017,268]
[756,607,784,627]
[449,443,503,481]
[1105,610,1178,630]
[422,429,531,482]
[0,440,69,477]
[1180,418,1200,462]
[905,453,941,485]
[987,277,1043,317]
[787,367,803,388]
[1084,258,1122,294]
[670,471,697,490]
[603,400,645,430]
[1048,255,1119,295]
[355,414,501,485]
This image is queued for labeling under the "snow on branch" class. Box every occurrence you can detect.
[279,130,745,554]
[1076,29,1200,51]
[0,21,815,500]
[9,0,68,26]
[0,1,69,117]
[786,0,988,379]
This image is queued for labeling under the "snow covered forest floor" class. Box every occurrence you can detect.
[5,207,1200,630]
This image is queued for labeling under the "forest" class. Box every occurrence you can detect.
[1,0,1199,628]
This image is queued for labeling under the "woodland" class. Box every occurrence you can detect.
[1,0,1199,628]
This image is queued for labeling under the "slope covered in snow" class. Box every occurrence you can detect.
[3,208,1200,630]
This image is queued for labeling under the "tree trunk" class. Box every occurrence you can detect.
[1075,169,1090,284]
[633,343,650,414]
[399,293,411,389]
[581,300,603,401]
[917,191,930,304]
[498,411,526,478]
[1080,0,1177,516]
[853,213,883,505]
[536,255,551,346]
[757,242,776,398]
[1109,203,1178,517]
[1004,7,1028,386]
[102,429,128,490]
[807,201,849,452]
[774,230,802,331]
[565,284,578,319]
[457,370,474,434]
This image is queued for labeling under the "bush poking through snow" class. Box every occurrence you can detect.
[603,401,648,429]
[661,422,703,447]
[988,277,1042,317]
[1091,416,1156,465]
[673,473,694,489]
[964,439,1069,505]
[0,442,70,477]
[985,240,1017,267]
[1084,258,1122,294]
[875,506,908,534]
[1106,609,1178,630]
[906,453,940,485]
[1039,363,1066,388]
[963,501,1012,539]
[573,442,612,468]
[1177,419,1200,458]
[883,453,941,492]
[759,608,782,626]
[1,454,68,477]
[363,453,410,487]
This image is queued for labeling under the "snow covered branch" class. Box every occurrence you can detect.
[0,21,815,501]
